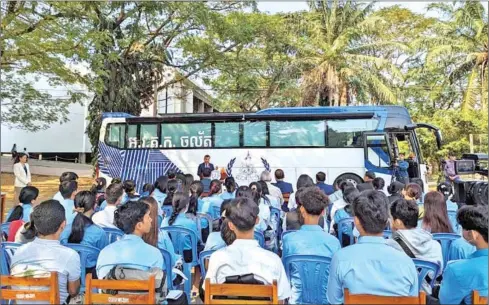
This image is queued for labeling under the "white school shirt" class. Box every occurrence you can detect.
[266,182,284,205]
[203,239,291,300]
[53,191,64,204]
[329,198,349,234]
[92,205,118,229]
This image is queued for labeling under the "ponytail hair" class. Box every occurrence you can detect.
[68,191,95,244]
[90,177,107,194]
[163,180,178,206]
[209,180,222,196]
[7,206,24,222]
[21,214,37,240]
[224,177,236,193]
[256,181,271,205]
[168,192,189,226]
[154,176,169,193]
[188,181,203,215]
[249,182,267,206]
[123,180,137,194]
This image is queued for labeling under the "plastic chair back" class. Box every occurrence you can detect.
[412,258,440,290]
[204,278,278,304]
[1,271,59,304]
[283,254,332,304]
[337,217,355,247]
[1,242,20,275]
[432,233,460,269]
[64,243,100,292]
[162,206,173,218]
[102,227,124,244]
[270,206,281,235]
[159,248,175,290]
[472,290,488,305]
[383,230,392,239]
[196,212,213,242]
[211,205,221,220]
[85,273,156,304]
[254,231,265,248]
[199,250,215,279]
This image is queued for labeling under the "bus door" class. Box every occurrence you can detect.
[389,132,422,179]
[363,132,393,187]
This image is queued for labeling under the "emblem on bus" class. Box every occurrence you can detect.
[226,151,271,185]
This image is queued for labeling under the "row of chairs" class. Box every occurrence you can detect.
[2,271,487,304]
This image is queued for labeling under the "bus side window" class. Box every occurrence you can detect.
[107,124,126,149]
[365,134,391,168]
[243,122,266,147]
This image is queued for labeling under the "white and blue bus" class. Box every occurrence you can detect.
[98,106,442,193]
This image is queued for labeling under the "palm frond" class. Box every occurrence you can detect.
[461,68,480,111]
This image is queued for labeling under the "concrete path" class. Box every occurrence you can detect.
[0,156,93,177]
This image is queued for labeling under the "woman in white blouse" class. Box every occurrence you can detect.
[13,153,31,204]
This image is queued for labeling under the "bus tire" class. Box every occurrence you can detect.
[334,173,363,187]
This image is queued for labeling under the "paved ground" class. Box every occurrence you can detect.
[1,156,93,178]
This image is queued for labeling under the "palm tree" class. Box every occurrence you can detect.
[296,0,405,106]
[425,2,488,111]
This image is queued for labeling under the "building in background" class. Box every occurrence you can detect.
[1,70,216,164]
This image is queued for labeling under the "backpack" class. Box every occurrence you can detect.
[104,266,167,304]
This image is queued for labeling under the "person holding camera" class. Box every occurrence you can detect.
[444,152,461,183]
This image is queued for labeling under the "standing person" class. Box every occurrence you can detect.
[272,169,294,195]
[395,153,410,184]
[13,153,31,205]
[11,143,17,161]
[327,191,418,304]
[197,155,215,179]
[316,171,335,195]
[444,152,461,183]
[439,205,488,304]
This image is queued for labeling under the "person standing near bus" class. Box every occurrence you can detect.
[444,152,461,183]
[13,153,31,205]
[197,155,215,179]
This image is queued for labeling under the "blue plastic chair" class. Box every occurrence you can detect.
[64,243,100,292]
[337,217,355,247]
[433,233,461,269]
[412,258,440,290]
[383,230,392,239]
[199,249,215,279]
[1,222,10,239]
[163,205,173,218]
[157,215,163,228]
[269,207,281,246]
[210,205,221,220]
[254,231,265,248]
[102,227,124,244]
[281,230,297,241]
[0,242,20,275]
[159,248,175,290]
[196,212,213,242]
[160,226,199,300]
[283,254,332,304]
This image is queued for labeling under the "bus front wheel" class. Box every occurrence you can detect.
[334,173,363,187]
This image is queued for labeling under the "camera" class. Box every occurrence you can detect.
[453,181,488,206]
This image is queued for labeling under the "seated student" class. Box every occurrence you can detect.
[90,177,107,209]
[403,183,422,216]
[200,180,224,218]
[121,179,140,204]
[329,184,357,234]
[373,177,386,193]
[60,191,108,275]
[92,183,124,229]
[331,187,359,242]
[447,236,476,261]
[96,200,162,278]
[258,181,281,210]
[272,169,294,195]
[53,171,78,203]
[287,174,315,211]
[421,191,454,234]
[282,187,340,304]
[59,180,78,225]
[141,197,180,273]
[203,197,291,301]
[315,171,335,195]
[220,177,237,200]
[328,179,345,204]
[437,182,459,232]
[327,191,418,304]
[162,179,178,206]
[355,171,376,192]
[411,178,425,203]
[188,182,210,242]
[387,198,443,294]
[162,192,204,263]
[201,168,213,193]
[250,182,271,233]
[387,181,405,204]
[6,186,40,241]
[11,200,81,304]
[439,205,488,304]
[141,182,155,198]
[152,175,168,206]
[204,200,232,251]
[260,170,284,205]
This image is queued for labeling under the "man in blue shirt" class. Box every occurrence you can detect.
[96,200,163,279]
[59,180,78,225]
[439,205,488,304]
[327,190,418,304]
[282,186,340,304]
[272,169,293,194]
[316,171,335,195]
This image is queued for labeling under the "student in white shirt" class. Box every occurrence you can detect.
[92,183,123,229]
[203,197,291,302]
[13,153,31,205]
[53,172,79,203]
[11,200,81,304]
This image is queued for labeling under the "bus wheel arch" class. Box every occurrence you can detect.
[334,173,363,187]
